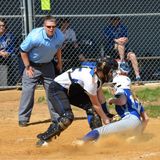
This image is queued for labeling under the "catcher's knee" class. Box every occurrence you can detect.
[86,108,102,130]
[58,110,74,130]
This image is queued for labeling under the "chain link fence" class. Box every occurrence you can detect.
[0,0,160,88]
[0,0,27,88]
[33,0,160,82]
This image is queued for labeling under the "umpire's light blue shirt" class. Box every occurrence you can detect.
[20,27,64,63]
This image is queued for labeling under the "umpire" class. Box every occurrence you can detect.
[18,16,64,127]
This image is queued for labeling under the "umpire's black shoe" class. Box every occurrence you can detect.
[19,121,28,127]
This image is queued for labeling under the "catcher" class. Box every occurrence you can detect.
[36,58,118,146]
[73,74,149,145]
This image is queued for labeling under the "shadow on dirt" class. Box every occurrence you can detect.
[27,116,87,126]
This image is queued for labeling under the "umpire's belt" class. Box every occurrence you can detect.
[30,61,51,67]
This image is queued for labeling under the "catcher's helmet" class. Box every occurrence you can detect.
[96,58,118,82]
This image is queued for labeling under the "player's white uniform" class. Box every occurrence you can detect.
[47,67,103,130]
[54,68,102,95]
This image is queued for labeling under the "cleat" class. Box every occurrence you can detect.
[37,132,60,141]
[37,133,43,139]
[37,123,61,141]
[36,139,48,147]
[19,121,28,127]
[134,77,144,85]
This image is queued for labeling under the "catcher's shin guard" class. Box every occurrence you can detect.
[86,108,102,130]
[37,111,74,141]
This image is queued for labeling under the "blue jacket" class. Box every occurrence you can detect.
[103,23,128,49]
[0,33,15,54]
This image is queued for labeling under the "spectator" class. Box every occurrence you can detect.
[60,18,79,70]
[0,18,17,86]
[0,18,15,58]
[103,16,141,81]
[18,15,64,127]
[60,18,78,48]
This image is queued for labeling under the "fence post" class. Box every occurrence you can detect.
[27,0,33,32]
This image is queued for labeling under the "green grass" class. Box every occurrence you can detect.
[103,89,112,98]
[145,105,160,118]
[136,87,160,102]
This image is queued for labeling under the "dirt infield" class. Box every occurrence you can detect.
[0,90,160,160]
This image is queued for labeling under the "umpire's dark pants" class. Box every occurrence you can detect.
[19,62,59,122]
